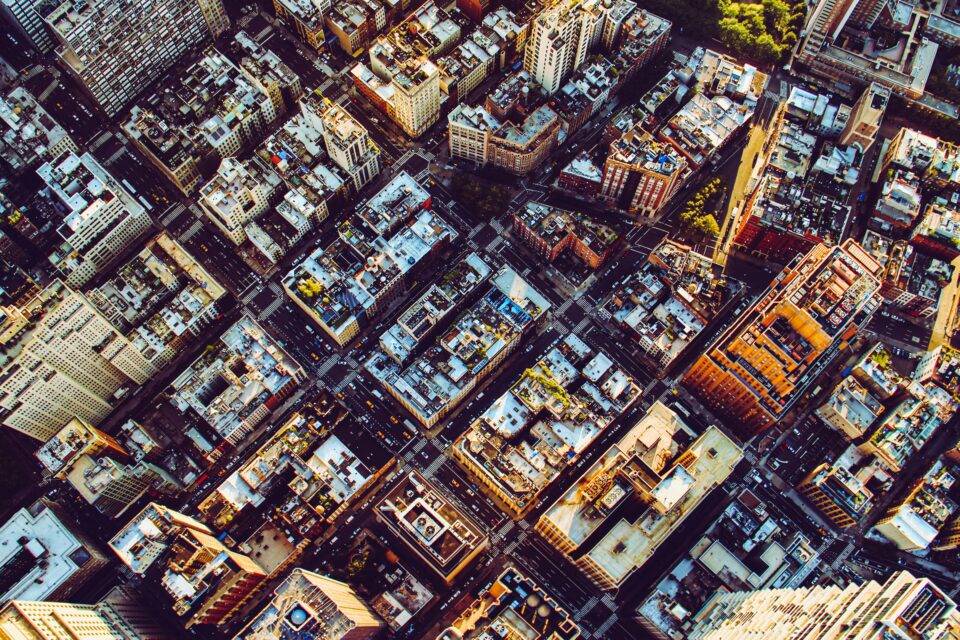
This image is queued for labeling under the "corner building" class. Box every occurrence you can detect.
[684,239,883,439]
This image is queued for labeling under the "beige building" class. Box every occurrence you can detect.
[35,418,178,518]
[0,281,159,441]
[0,596,173,640]
[536,402,742,591]
[839,82,889,152]
[307,97,382,191]
[689,570,960,639]
[199,157,282,245]
[236,568,382,639]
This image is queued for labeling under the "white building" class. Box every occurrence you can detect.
[0,502,109,602]
[523,0,602,94]
[199,157,282,245]
[39,152,153,288]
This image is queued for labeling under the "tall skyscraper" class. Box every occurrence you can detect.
[35,418,179,518]
[36,0,230,116]
[0,281,160,441]
[684,239,883,439]
[0,597,173,640]
[305,97,382,191]
[110,504,266,628]
[523,0,602,94]
[236,569,382,639]
[689,571,960,639]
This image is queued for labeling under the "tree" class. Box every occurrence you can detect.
[692,214,721,237]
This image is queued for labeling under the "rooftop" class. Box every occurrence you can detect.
[283,177,453,336]
[379,253,492,364]
[366,267,550,424]
[376,470,486,578]
[606,239,732,368]
[87,231,226,364]
[540,402,742,587]
[170,315,303,442]
[0,86,74,173]
[453,334,641,513]
[441,567,580,640]
[608,123,687,178]
[0,502,98,602]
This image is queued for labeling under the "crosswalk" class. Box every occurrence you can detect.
[181,219,203,242]
[573,316,591,334]
[315,355,340,378]
[161,203,186,226]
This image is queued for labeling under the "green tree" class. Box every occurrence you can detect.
[692,214,721,237]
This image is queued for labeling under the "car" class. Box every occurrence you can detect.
[366,400,375,409]
[311,352,319,361]
[389,415,399,424]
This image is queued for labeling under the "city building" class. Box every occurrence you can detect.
[557,153,604,197]
[199,157,282,245]
[110,503,266,628]
[448,102,560,175]
[169,315,305,446]
[312,98,382,191]
[37,0,230,116]
[236,568,383,639]
[798,446,876,529]
[688,571,960,639]
[376,470,487,583]
[815,377,885,441]
[378,253,491,365]
[85,231,227,368]
[536,402,742,591]
[659,92,750,169]
[839,82,889,151]
[35,417,179,518]
[283,173,454,347]
[914,345,960,394]
[872,170,923,231]
[599,124,689,217]
[351,3,454,137]
[512,201,620,268]
[198,413,387,539]
[911,198,960,262]
[523,0,601,94]
[124,37,300,195]
[604,239,736,370]
[874,460,958,551]
[366,267,550,427]
[637,488,818,638]
[452,334,641,516]
[0,280,160,441]
[38,152,153,288]
[0,500,110,602]
[859,380,955,474]
[683,240,883,439]
[793,0,941,104]
[0,86,77,174]
[324,0,387,57]
[0,0,55,52]
[437,567,581,640]
[0,596,174,640]
[733,88,861,265]
[273,0,328,51]
[877,240,953,318]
